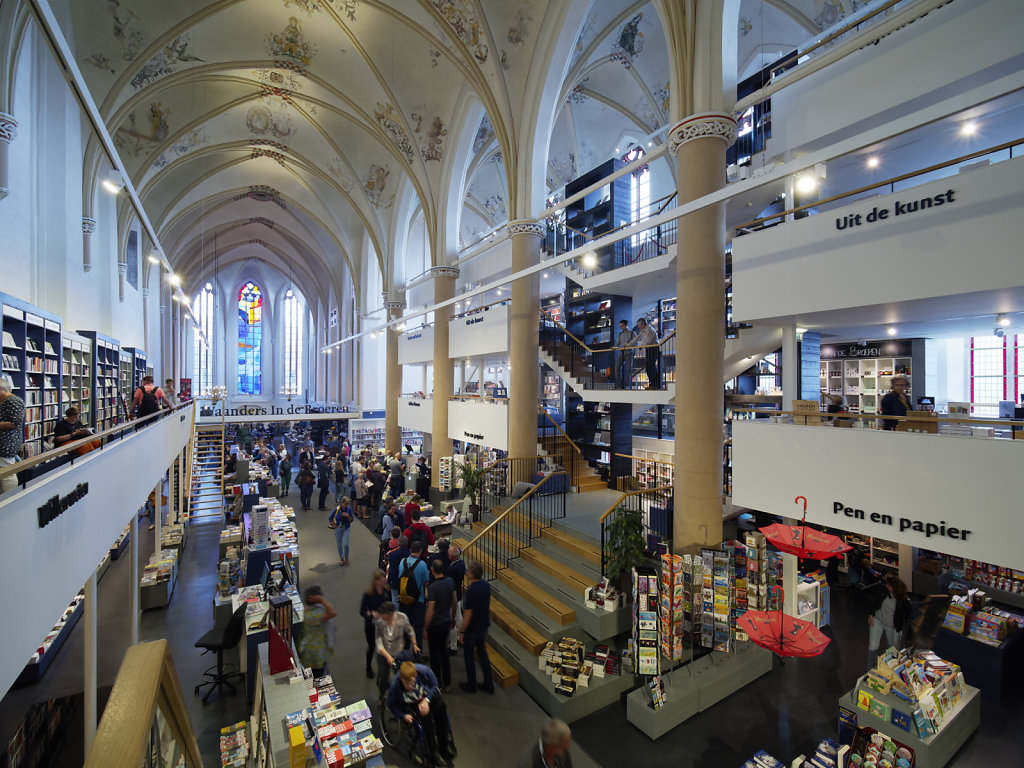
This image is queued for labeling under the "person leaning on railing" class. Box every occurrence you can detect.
[616,320,635,388]
[629,317,661,389]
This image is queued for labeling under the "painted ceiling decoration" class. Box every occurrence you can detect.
[49,0,832,311]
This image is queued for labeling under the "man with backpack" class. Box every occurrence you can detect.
[404,508,436,553]
[387,534,411,604]
[131,375,171,426]
[399,541,430,650]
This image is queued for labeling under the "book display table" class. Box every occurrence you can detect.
[141,548,179,610]
[932,626,1024,703]
[16,596,85,686]
[837,685,980,767]
[110,527,130,559]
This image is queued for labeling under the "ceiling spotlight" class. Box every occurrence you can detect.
[960,121,977,136]
[887,326,898,336]
[102,169,124,194]
[496,289,502,296]
[866,156,880,169]
[542,272,549,279]
[997,314,1010,327]
[796,174,817,194]
[169,273,180,286]
[180,295,190,306]
[171,294,180,302]
[796,327,808,334]
[582,253,597,268]
[148,254,160,264]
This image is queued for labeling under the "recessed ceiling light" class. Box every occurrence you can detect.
[960,121,977,136]
[796,175,817,194]
[866,156,879,169]
[796,327,807,334]
[887,326,898,336]
[496,289,502,296]
[542,273,549,279]
[169,274,180,286]
[997,314,1010,327]
[148,254,160,264]
[582,253,597,268]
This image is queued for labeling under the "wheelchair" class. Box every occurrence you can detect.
[378,685,457,767]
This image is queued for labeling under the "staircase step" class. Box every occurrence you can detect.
[518,547,593,595]
[489,601,547,655]
[539,526,602,568]
[485,641,519,688]
[497,569,575,625]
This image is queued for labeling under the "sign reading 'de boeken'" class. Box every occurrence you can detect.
[834,189,956,231]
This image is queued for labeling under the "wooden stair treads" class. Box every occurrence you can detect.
[489,601,546,655]
[486,642,519,688]
[539,526,601,568]
[496,569,575,625]
[518,546,592,594]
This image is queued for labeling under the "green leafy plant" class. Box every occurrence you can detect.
[605,505,646,585]
[454,460,486,507]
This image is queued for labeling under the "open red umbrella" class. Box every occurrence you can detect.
[737,608,832,657]
[760,496,852,560]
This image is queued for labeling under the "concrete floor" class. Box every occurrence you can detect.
[2,484,1021,767]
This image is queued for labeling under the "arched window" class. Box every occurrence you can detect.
[237,281,263,394]
[283,289,303,394]
[192,283,214,395]
[623,146,649,252]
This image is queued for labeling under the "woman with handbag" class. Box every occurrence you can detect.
[328,497,355,566]
[296,461,316,511]
[278,450,292,496]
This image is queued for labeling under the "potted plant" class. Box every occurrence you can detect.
[454,460,486,522]
[605,505,647,593]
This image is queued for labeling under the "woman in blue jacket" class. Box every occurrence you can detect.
[328,497,354,566]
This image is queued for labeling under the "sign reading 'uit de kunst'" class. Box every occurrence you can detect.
[834,189,956,231]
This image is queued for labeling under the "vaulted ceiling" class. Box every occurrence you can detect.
[52,0,846,312]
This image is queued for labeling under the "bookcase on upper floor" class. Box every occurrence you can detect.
[564,281,632,350]
[819,338,932,415]
[62,331,93,427]
[79,330,122,431]
[123,347,149,391]
[563,158,631,270]
[1,292,62,458]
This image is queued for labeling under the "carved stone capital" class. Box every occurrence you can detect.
[428,265,460,280]
[142,288,151,299]
[668,112,737,156]
[506,219,546,239]
[117,262,128,276]
[82,217,97,235]
[0,113,17,143]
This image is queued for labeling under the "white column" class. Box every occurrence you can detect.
[82,218,97,273]
[142,288,151,355]
[83,572,98,753]
[154,481,162,552]
[168,455,177,522]
[782,323,798,408]
[118,263,127,303]
[129,513,139,645]
[0,113,17,201]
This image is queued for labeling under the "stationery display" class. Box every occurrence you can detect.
[220,721,249,768]
[632,567,660,675]
[584,579,624,611]
[848,727,915,768]
[285,675,383,767]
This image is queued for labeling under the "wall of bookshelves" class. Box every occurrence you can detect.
[79,330,121,431]
[845,532,912,585]
[820,356,912,414]
[1,293,62,458]
[123,347,148,391]
[350,418,385,449]
[62,331,93,427]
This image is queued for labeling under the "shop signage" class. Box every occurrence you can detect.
[820,339,912,359]
[835,190,956,231]
[329,308,338,328]
[37,482,89,528]
[407,400,421,407]
[833,501,972,542]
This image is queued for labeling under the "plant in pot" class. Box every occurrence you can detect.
[454,460,486,522]
[605,505,647,594]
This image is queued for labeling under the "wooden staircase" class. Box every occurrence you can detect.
[536,433,606,493]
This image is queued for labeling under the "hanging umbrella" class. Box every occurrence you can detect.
[759,496,852,560]
[737,608,832,657]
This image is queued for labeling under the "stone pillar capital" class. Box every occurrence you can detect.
[142,288,150,299]
[82,217,97,235]
[506,219,546,239]
[0,113,17,143]
[428,265,460,280]
[668,112,736,157]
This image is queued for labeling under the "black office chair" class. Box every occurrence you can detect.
[195,604,246,703]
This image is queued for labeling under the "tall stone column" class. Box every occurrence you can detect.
[506,220,544,464]
[142,288,151,353]
[0,113,17,201]
[117,263,127,302]
[383,298,406,455]
[429,266,458,489]
[670,113,736,554]
[82,218,96,272]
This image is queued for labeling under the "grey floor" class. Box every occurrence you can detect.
[2,484,1021,767]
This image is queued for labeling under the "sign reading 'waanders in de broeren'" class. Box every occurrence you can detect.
[835,189,956,231]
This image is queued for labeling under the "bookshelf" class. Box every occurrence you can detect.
[567,395,631,486]
[563,157,630,270]
[79,330,121,431]
[1,292,63,458]
[350,418,385,449]
[61,331,93,427]
[818,339,932,415]
[564,282,632,350]
[846,532,911,584]
[118,349,132,408]
[122,347,148,391]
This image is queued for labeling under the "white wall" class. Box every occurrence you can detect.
[732,157,1024,321]
[769,0,1024,155]
[398,325,434,364]
[449,303,509,358]
[448,399,508,450]
[398,396,433,433]
[0,407,194,698]
[732,420,1024,570]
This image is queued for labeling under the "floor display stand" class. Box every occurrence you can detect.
[837,685,980,768]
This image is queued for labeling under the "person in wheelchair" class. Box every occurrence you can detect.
[386,661,455,768]
[373,602,419,701]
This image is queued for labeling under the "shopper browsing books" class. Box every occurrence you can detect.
[866,575,912,670]
[518,718,573,768]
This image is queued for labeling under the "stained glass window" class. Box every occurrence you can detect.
[193,283,214,395]
[238,281,263,394]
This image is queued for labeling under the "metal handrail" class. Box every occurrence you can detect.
[614,452,673,468]
[598,485,673,524]
[547,191,678,242]
[448,394,509,403]
[449,298,511,320]
[540,310,675,354]
[0,400,194,481]
[461,470,567,553]
[736,137,1024,231]
[732,408,1024,429]
[538,404,581,454]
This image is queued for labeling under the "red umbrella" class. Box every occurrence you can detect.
[759,496,852,559]
[737,608,832,658]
